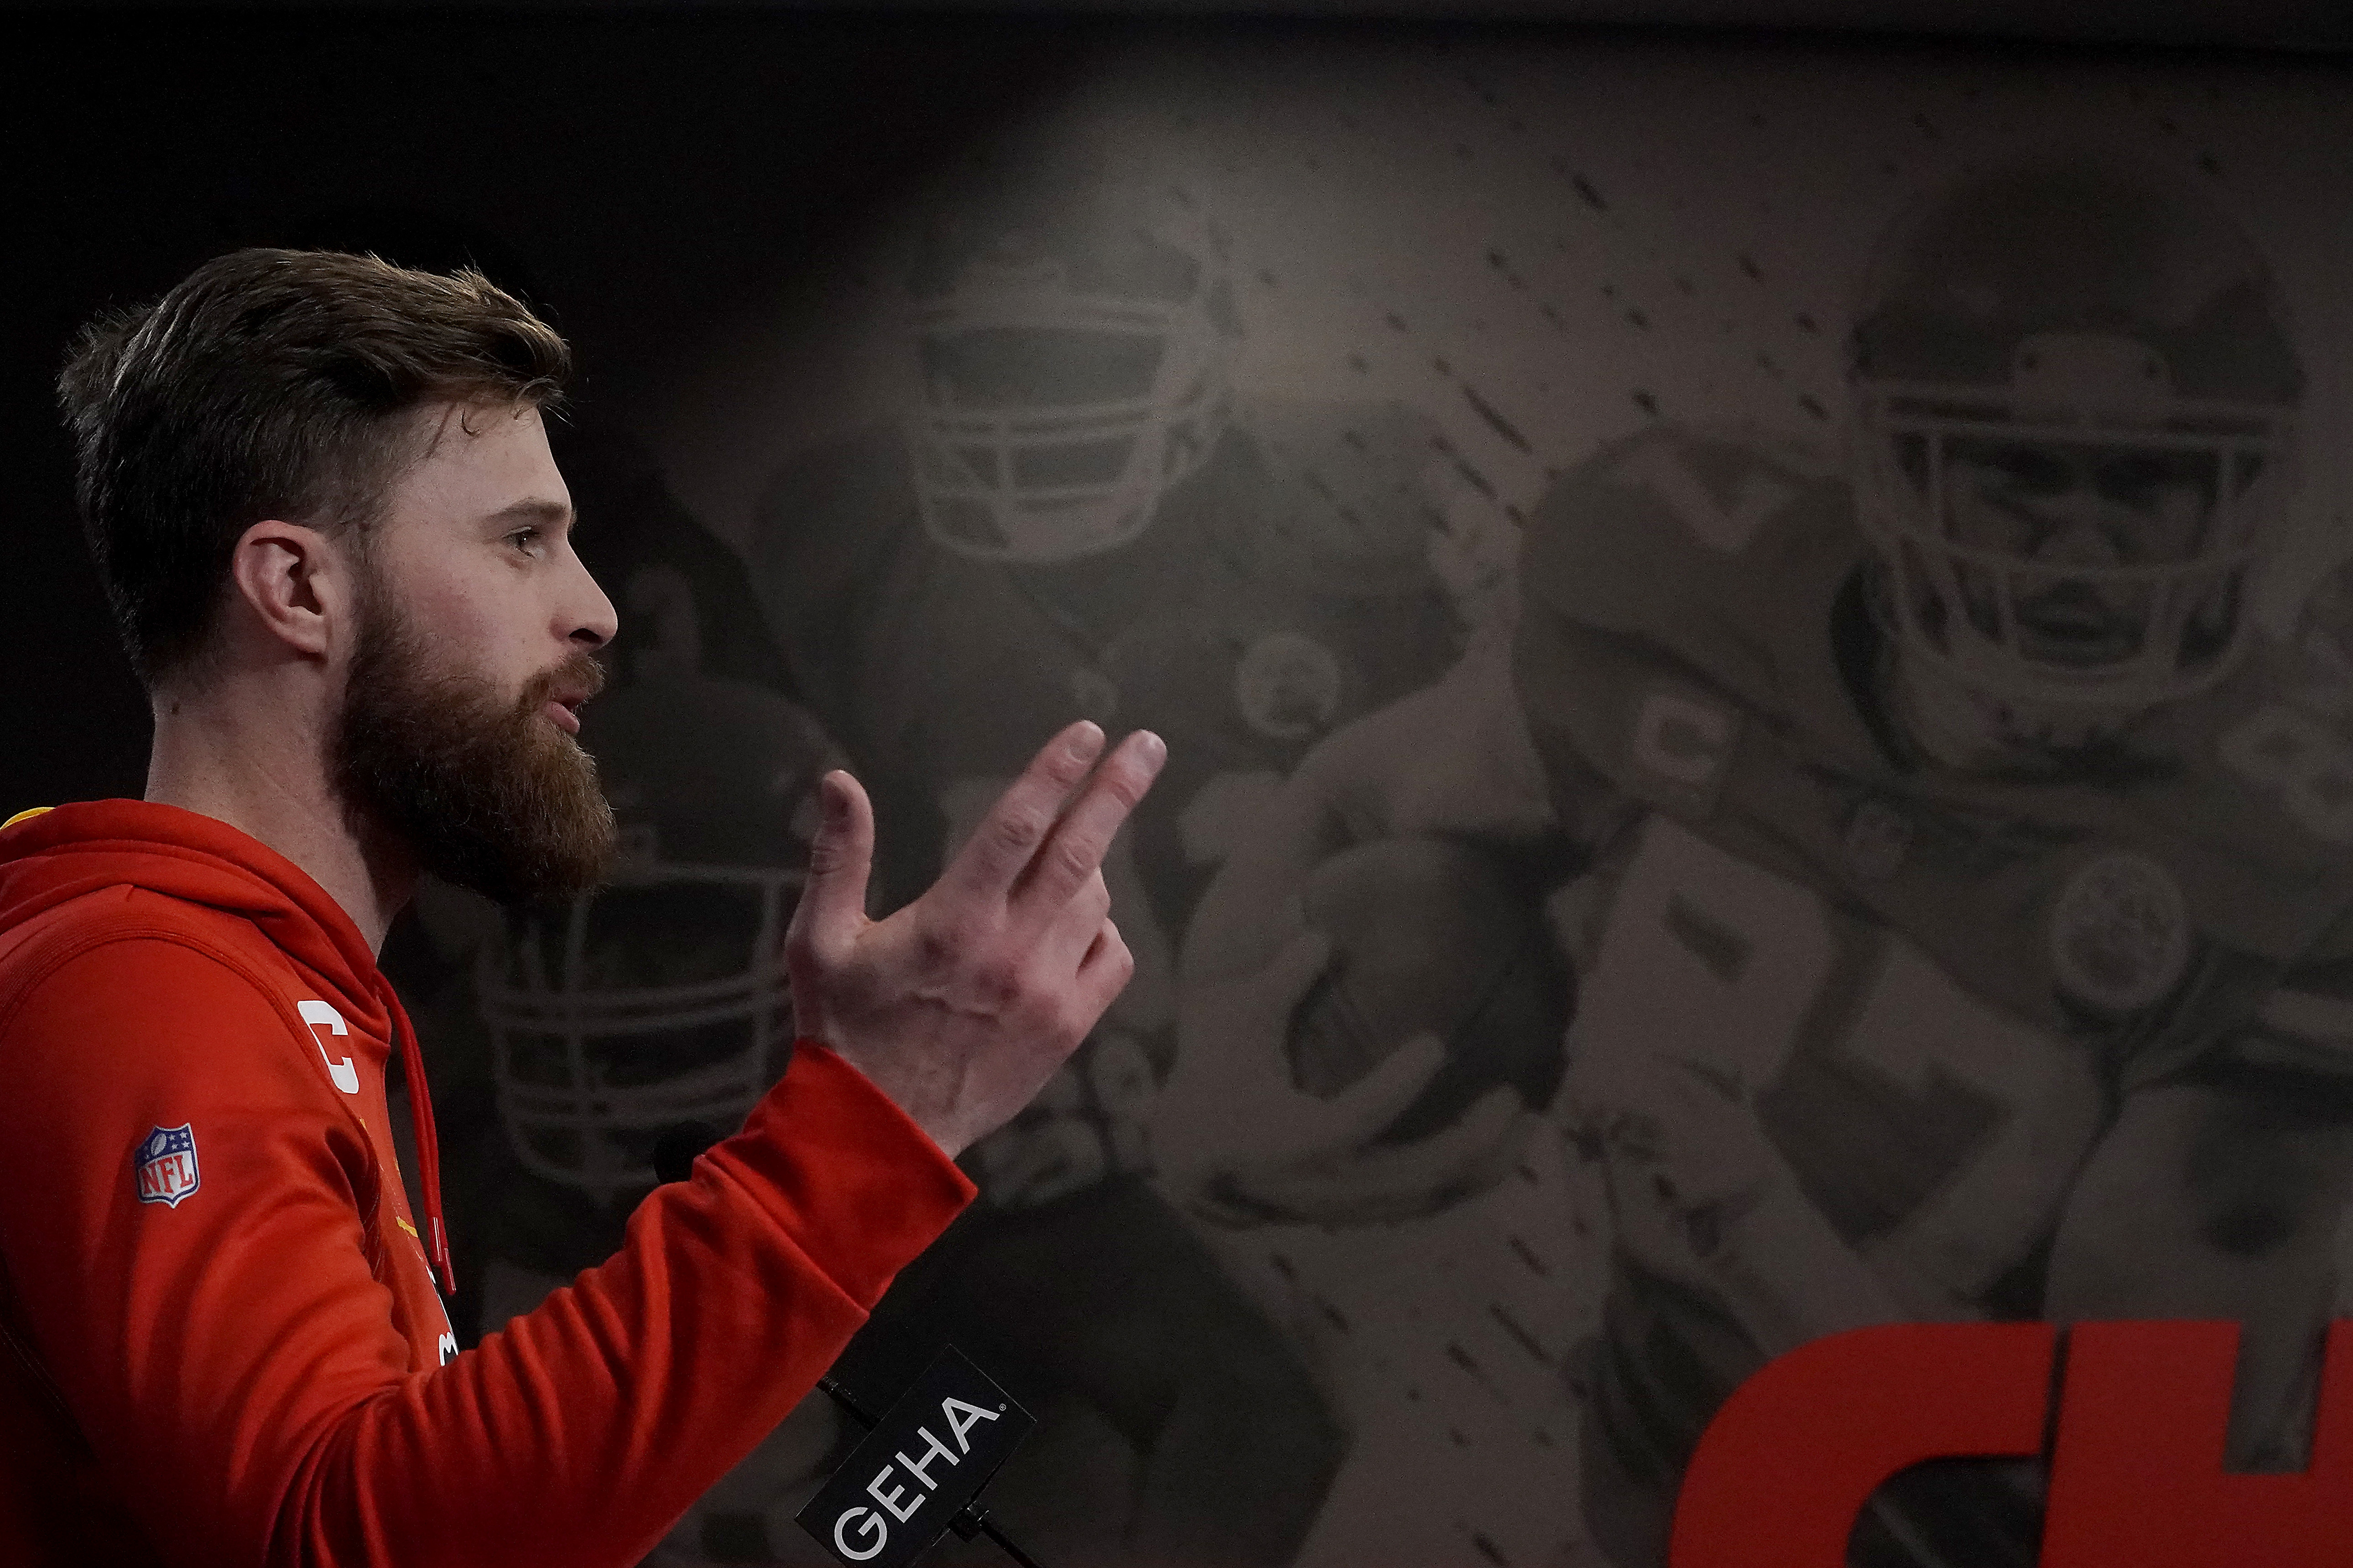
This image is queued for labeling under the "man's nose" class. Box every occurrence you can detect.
[2032,498,2128,569]
[567,556,620,649]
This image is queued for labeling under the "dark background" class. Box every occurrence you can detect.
[3,5,2344,823]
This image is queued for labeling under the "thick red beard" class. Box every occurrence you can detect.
[332,592,615,909]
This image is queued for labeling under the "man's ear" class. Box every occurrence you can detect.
[227,519,354,660]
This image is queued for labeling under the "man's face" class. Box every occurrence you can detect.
[1938,436,2230,670]
[330,401,620,906]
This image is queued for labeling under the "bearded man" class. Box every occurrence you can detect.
[0,248,1162,1567]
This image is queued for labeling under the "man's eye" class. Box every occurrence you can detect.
[507,528,543,554]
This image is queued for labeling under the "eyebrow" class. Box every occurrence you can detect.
[482,497,575,531]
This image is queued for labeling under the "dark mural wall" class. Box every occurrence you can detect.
[8,15,2353,1568]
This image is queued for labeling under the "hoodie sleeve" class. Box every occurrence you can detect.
[0,934,973,1568]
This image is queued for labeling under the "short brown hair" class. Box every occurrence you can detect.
[57,248,571,685]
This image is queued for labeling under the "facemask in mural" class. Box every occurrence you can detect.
[899,151,1244,564]
[1850,163,2303,718]
[479,646,834,1205]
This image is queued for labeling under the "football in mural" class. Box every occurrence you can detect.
[1288,834,1572,1145]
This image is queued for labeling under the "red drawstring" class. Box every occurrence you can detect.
[386,995,456,1299]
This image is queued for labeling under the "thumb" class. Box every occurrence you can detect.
[789,770,874,965]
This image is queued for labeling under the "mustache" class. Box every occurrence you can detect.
[521,649,608,713]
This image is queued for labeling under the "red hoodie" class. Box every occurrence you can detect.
[0,800,973,1566]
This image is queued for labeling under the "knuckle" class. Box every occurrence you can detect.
[988,807,1047,860]
[1052,837,1098,888]
[972,955,1026,1009]
[1049,730,1099,780]
[914,918,963,973]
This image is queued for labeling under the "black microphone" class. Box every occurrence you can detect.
[655,1122,1046,1568]
[801,1349,1044,1568]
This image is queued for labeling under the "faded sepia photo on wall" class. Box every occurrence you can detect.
[390,35,2353,1568]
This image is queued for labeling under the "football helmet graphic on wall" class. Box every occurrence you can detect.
[479,669,838,1204]
[1849,161,2304,711]
[900,142,1244,565]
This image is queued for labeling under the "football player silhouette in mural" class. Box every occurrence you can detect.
[747,140,1464,1566]
[1166,159,2353,1568]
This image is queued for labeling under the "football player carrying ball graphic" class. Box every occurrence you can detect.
[1166,160,2353,1568]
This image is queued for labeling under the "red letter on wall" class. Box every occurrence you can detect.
[1667,1323,2055,1568]
[2042,1319,2353,1568]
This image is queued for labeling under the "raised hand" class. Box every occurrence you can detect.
[782,721,1166,1157]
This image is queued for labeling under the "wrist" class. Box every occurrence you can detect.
[797,1035,965,1159]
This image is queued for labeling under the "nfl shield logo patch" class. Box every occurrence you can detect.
[135,1125,201,1208]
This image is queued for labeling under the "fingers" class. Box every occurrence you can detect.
[785,770,873,970]
[1011,729,1167,919]
[1042,868,1114,969]
[941,722,1108,902]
